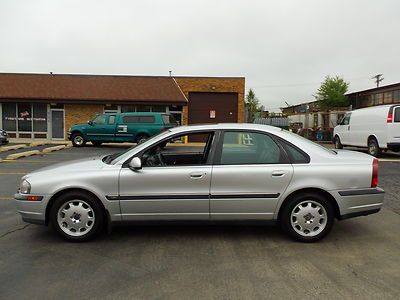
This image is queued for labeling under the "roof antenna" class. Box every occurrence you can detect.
[169,70,172,77]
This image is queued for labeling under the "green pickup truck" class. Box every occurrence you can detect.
[68,112,177,147]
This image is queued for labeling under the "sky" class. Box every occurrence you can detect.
[1,0,399,111]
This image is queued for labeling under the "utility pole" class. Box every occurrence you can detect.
[371,74,384,88]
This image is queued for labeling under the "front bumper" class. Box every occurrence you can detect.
[67,132,72,140]
[331,187,385,220]
[15,193,51,225]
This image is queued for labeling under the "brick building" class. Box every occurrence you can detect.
[0,73,245,140]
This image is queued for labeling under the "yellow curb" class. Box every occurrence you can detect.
[0,144,27,152]
[41,145,66,153]
[6,150,41,160]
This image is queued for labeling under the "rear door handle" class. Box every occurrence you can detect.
[190,172,206,179]
[272,170,286,177]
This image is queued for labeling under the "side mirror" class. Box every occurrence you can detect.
[336,119,341,125]
[129,157,142,170]
[87,120,93,126]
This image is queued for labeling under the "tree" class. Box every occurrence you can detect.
[315,76,349,107]
[245,88,262,122]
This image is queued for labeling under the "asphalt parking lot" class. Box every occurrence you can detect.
[1,144,400,299]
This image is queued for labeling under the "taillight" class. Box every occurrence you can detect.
[387,113,393,123]
[160,127,167,132]
[371,158,379,187]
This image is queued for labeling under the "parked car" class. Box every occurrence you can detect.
[15,123,384,242]
[68,112,177,147]
[0,129,9,145]
[333,104,400,157]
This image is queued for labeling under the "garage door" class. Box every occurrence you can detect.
[188,92,238,125]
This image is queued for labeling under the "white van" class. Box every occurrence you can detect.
[333,104,400,157]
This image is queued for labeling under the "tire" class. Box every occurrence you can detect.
[136,134,149,144]
[280,192,335,242]
[92,141,102,147]
[367,138,381,157]
[71,133,86,147]
[49,191,105,242]
[334,135,343,149]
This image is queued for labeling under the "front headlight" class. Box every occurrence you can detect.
[20,179,31,194]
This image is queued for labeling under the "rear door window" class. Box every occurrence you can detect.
[218,131,285,165]
[139,116,155,123]
[394,107,400,122]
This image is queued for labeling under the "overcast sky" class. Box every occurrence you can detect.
[1,0,399,111]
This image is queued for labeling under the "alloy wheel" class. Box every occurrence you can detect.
[290,200,327,237]
[57,200,95,237]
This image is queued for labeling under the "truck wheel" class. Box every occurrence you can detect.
[280,192,335,242]
[334,136,343,149]
[136,134,149,144]
[368,138,381,157]
[71,133,86,147]
[49,191,105,242]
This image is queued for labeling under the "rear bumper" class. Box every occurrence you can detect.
[331,187,384,219]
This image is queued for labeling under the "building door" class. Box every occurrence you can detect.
[51,110,64,139]
[188,92,238,125]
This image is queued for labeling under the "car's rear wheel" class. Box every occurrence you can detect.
[334,135,343,149]
[368,138,381,157]
[71,133,86,147]
[50,191,105,242]
[136,134,149,144]
[280,192,334,242]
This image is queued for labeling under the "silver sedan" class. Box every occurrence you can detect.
[15,124,384,242]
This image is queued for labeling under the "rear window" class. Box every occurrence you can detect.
[279,138,310,163]
[394,107,400,122]
[123,116,155,123]
[162,114,176,125]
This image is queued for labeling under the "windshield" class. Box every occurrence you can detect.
[102,130,172,164]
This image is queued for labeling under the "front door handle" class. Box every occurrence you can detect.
[190,172,206,179]
[272,170,286,177]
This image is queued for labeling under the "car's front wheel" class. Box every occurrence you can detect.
[280,192,334,242]
[50,191,105,242]
[71,133,86,147]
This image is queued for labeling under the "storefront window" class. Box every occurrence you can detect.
[136,105,152,112]
[33,103,47,132]
[17,103,32,131]
[152,105,166,112]
[2,103,17,131]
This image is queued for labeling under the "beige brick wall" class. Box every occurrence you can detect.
[65,104,103,137]
[175,77,245,125]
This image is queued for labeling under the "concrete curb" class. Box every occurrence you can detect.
[6,150,41,160]
[29,141,47,147]
[0,144,27,153]
[41,145,66,153]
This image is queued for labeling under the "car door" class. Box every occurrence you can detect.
[118,131,215,221]
[86,114,116,142]
[338,112,351,145]
[210,130,293,220]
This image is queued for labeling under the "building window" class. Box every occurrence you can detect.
[2,103,17,131]
[33,103,47,132]
[152,105,167,112]
[375,93,383,105]
[384,92,393,104]
[136,105,152,112]
[17,103,32,131]
[394,90,400,102]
